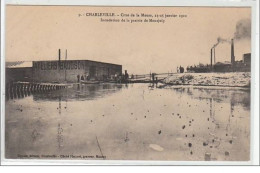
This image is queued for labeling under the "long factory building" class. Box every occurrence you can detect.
[6,59,122,83]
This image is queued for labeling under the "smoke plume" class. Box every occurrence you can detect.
[212,18,250,48]
[234,18,251,40]
[212,37,231,48]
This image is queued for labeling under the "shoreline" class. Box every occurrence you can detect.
[156,83,250,91]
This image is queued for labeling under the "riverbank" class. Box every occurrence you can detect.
[161,72,250,88]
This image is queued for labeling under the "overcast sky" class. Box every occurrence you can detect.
[5,6,251,74]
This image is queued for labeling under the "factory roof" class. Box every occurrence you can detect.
[6,61,33,68]
[33,59,122,66]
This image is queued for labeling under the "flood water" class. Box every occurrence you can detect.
[5,83,250,161]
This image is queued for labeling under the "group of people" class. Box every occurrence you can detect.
[77,74,90,82]
[177,66,185,73]
[76,70,130,83]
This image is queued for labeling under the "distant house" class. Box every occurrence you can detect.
[213,61,232,72]
[6,61,33,83]
[243,53,251,67]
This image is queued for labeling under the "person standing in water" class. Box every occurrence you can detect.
[81,75,85,81]
[77,74,80,83]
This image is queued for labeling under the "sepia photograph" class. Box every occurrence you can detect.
[1,2,258,165]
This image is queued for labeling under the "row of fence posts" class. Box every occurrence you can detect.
[5,82,66,100]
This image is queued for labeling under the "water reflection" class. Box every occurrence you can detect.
[5,84,250,161]
[171,87,250,110]
[32,83,125,102]
[6,89,32,101]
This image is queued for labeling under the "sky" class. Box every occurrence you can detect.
[5,6,251,74]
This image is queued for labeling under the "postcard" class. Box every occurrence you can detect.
[1,0,258,165]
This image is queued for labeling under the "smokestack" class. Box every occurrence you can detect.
[213,48,216,64]
[231,39,235,66]
[58,49,61,61]
[210,48,213,67]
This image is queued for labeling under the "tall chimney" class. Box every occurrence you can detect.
[58,49,61,61]
[231,39,235,66]
[210,48,213,68]
[213,47,216,64]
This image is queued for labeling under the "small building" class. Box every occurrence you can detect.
[213,61,232,72]
[243,53,251,67]
[6,61,33,83]
[32,60,122,83]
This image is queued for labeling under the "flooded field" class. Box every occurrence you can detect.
[5,83,250,161]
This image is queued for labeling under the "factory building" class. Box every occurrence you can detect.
[6,59,122,83]
[32,60,122,83]
[187,39,251,73]
[243,53,251,67]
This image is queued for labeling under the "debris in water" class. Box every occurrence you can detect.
[124,132,129,142]
[31,129,39,141]
[225,151,230,156]
[203,142,208,146]
[205,153,211,161]
[149,144,164,151]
